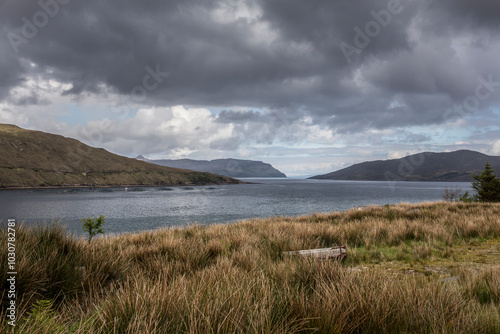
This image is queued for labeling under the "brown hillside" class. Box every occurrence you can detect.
[0,124,241,188]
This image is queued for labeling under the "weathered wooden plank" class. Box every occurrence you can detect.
[283,246,347,260]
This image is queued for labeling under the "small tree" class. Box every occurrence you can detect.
[81,215,105,243]
[458,191,477,203]
[442,187,463,202]
[472,162,500,202]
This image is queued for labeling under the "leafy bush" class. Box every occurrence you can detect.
[81,215,105,243]
[458,191,478,203]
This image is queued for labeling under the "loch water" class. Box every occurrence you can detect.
[0,178,472,236]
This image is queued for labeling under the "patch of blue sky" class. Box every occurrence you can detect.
[472,106,500,122]
[384,124,466,149]
[462,108,500,133]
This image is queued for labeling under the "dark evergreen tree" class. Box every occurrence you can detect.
[472,162,500,202]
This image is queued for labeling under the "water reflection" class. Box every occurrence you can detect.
[0,179,471,236]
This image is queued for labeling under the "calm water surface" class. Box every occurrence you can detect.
[0,179,472,235]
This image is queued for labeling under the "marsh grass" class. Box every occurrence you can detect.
[1,202,500,333]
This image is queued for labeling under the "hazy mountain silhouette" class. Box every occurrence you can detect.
[136,156,286,178]
[310,150,500,182]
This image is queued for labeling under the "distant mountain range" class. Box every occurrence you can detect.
[135,156,286,178]
[310,150,500,182]
[0,124,241,188]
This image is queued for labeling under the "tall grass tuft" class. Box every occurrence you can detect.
[0,222,127,328]
[1,202,499,333]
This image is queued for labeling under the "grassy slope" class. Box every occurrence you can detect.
[0,124,241,188]
[1,202,499,333]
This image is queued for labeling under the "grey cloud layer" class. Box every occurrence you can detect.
[1,0,500,132]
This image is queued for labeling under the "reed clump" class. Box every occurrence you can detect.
[1,202,499,333]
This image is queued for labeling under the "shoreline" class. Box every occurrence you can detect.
[0,180,247,191]
[11,200,470,237]
[0,178,472,190]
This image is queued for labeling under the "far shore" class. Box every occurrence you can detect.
[0,181,249,191]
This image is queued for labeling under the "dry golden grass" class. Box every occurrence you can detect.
[1,202,500,333]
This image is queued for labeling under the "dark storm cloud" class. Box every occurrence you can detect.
[1,0,499,132]
[215,110,261,123]
[426,0,500,31]
[0,40,24,100]
[256,0,415,62]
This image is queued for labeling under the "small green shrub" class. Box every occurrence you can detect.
[21,299,65,333]
[459,191,478,203]
[81,215,105,243]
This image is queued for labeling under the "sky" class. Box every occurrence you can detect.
[1,0,500,177]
